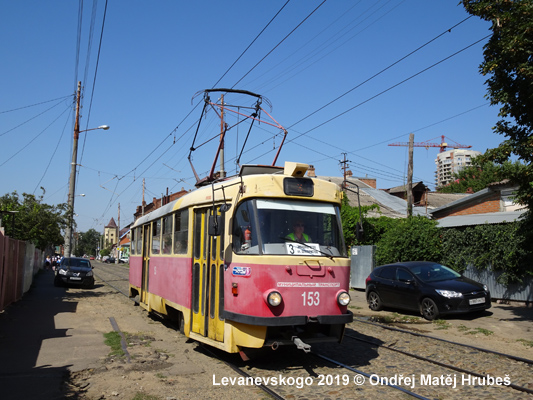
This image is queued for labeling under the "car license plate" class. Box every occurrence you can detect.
[469,297,484,305]
[70,277,82,281]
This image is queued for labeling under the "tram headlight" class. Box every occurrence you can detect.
[337,291,351,306]
[265,290,282,307]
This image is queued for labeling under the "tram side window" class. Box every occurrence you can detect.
[136,227,142,255]
[161,215,173,254]
[232,200,259,255]
[174,209,189,254]
[152,219,161,254]
[131,229,136,254]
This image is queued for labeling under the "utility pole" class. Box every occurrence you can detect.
[340,153,350,189]
[142,178,145,216]
[219,94,226,178]
[64,81,82,258]
[116,203,120,264]
[407,133,414,217]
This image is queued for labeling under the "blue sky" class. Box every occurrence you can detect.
[1,1,501,233]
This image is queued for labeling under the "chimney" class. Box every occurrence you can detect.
[346,170,353,177]
[307,165,316,177]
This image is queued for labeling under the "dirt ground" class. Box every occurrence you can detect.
[64,284,533,399]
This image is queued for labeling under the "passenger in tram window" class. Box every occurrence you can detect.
[286,220,311,243]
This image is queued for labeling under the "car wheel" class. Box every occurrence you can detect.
[420,297,439,321]
[367,291,383,311]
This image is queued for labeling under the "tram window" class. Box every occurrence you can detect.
[131,229,136,254]
[209,264,216,318]
[162,215,173,254]
[136,227,142,255]
[218,264,224,320]
[152,219,161,255]
[174,209,189,254]
[233,200,259,255]
[193,212,202,260]
[232,198,347,257]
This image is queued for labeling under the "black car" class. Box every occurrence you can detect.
[54,257,95,288]
[365,261,491,320]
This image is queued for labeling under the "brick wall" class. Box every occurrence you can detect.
[437,192,501,218]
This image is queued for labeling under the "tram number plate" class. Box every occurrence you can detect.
[469,297,484,305]
[286,243,320,256]
[70,277,82,281]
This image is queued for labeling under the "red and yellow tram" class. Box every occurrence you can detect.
[129,161,352,356]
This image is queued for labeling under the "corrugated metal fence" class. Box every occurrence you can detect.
[463,265,533,303]
[0,230,45,311]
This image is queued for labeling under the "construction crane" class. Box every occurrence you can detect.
[388,135,472,153]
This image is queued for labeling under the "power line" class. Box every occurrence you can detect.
[231,0,328,88]
[212,0,291,88]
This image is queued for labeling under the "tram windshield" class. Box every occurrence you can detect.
[232,199,347,257]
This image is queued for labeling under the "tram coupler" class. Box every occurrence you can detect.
[292,336,311,353]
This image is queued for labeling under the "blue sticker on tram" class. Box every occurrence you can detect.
[232,266,251,276]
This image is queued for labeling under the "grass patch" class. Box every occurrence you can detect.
[464,327,493,336]
[103,331,125,357]
[433,319,451,330]
[457,324,470,332]
[517,339,533,348]
[369,313,423,324]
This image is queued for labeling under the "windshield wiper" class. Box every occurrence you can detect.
[280,237,334,260]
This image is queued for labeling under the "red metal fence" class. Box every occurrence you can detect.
[0,231,44,311]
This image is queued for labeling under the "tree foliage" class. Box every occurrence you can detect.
[76,229,101,257]
[462,0,533,212]
[0,190,67,251]
[437,156,526,193]
[440,221,532,284]
[374,216,442,265]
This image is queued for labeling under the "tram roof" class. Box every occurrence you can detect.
[132,162,342,228]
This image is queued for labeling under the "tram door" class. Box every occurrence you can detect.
[140,224,151,304]
[191,207,225,341]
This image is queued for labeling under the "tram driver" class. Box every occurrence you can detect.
[286,219,312,244]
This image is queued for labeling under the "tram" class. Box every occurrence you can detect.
[128,90,353,357]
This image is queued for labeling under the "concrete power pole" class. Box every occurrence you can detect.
[64,81,82,257]
[407,133,414,217]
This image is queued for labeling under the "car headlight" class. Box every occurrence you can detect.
[483,284,488,292]
[266,291,282,307]
[337,291,351,306]
[59,269,68,276]
[86,270,93,277]
[435,289,463,298]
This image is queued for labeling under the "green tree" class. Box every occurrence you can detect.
[0,190,67,251]
[76,229,101,257]
[438,156,526,193]
[375,216,442,265]
[462,0,533,212]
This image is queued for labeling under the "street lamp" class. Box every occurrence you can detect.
[64,81,110,258]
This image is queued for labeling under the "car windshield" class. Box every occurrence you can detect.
[411,263,461,282]
[61,258,91,269]
[232,198,346,257]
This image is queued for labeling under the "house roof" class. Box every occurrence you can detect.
[105,217,118,228]
[425,192,470,209]
[437,211,526,228]
[315,176,428,218]
[428,181,518,218]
